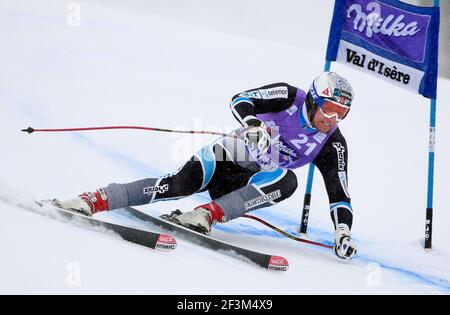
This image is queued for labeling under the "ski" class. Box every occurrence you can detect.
[35,201,177,252]
[123,207,289,271]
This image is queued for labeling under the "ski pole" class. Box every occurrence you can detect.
[21,126,241,139]
[242,214,334,250]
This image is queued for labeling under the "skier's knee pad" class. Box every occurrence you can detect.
[162,159,204,196]
[248,169,298,203]
[279,170,298,200]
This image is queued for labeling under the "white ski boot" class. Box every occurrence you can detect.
[334,224,357,260]
[55,189,109,217]
[173,207,213,234]
[167,202,225,235]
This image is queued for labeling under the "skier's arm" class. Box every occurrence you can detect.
[230,82,298,127]
[312,128,353,230]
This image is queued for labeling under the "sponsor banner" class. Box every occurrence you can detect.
[326,0,440,99]
[344,0,430,63]
[337,41,424,93]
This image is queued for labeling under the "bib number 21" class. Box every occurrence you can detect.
[290,134,317,156]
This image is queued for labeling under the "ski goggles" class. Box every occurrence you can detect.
[318,100,350,122]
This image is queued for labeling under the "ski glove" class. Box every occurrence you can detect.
[334,226,357,260]
[242,119,271,154]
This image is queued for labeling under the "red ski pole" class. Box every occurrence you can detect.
[242,214,334,250]
[21,126,241,139]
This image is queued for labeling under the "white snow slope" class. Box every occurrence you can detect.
[1,0,449,294]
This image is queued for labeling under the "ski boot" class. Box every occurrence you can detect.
[162,202,225,235]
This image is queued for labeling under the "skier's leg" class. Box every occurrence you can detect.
[212,168,298,221]
[217,168,298,220]
[104,158,205,210]
[174,167,298,234]
[57,144,219,216]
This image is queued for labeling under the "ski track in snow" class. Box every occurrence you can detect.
[2,175,449,293]
[55,133,450,293]
[2,101,448,294]
[3,0,450,294]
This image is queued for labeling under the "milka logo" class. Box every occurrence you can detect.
[347,2,421,38]
[273,138,298,158]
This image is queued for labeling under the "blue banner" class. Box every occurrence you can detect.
[326,0,440,99]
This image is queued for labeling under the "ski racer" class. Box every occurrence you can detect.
[54,72,357,260]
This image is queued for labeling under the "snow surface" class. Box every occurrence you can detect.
[1,0,449,294]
